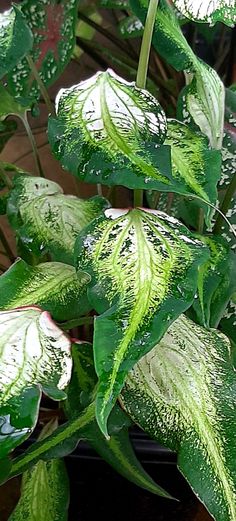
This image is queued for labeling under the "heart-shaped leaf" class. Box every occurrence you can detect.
[0,258,90,322]
[9,421,70,521]
[7,0,79,99]
[65,340,172,498]
[172,0,236,26]
[121,314,236,521]
[165,119,221,218]
[7,175,109,265]
[0,6,33,79]
[75,207,209,435]
[0,306,72,458]
[189,235,236,328]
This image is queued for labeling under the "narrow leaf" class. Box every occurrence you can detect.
[172,0,236,26]
[7,175,109,265]
[0,6,33,79]
[7,0,79,99]
[65,341,172,498]
[75,207,209,435]
[121,314,236,521]
[0,259,91,321]
[0,306,72,457]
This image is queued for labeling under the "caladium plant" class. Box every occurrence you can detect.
[0,0,235,520]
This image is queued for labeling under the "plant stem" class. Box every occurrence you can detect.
[213,174,236,235]
[0,226,15,261]
[135,0,159,208]
[136,0,159,89]
[20,114,45,178]
[0,162,13,189]
[97,184,103,196]
[59,316,94,331]
[197,208,204,234]
[133,189,143,207]
[26,55,56,116]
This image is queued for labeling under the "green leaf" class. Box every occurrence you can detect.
[165,119,221,219]
[75,207,209,435]
[0,306,72,458]
[189,235,236,328]
[119,15,144,39]
[172,0,236,26]
[9,457,69,521]
[221,88,236,192]
[0,83,30,120]
[7,175,109,265]
[129,0,196,71]
[0,258,91,322]
[121,314,236,521]
[100,0,129,7]
[0,6,33,79]
[65,341,173,498]
[220,298,236,345]
[7,0,79,99]
[178,62,225,150]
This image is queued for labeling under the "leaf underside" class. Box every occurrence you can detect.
[121,314,236,521]
[75,207,209,435]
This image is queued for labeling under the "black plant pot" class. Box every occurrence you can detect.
[65,429,201,521]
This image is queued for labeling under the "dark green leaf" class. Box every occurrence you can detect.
[119,15,143,39]
[0,6,33,79]
[0,258,91,321]
[0,306,72,457]
[0,83,30,120]
[7,175,109,265]
[121,314,236,521]
[7,0,79,99]
[220,297,236,345]
[75,207,209,435]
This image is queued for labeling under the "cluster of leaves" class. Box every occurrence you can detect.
[0,1,235,521]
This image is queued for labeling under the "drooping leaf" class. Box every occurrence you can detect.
[165,119,221,220]
[172,0,236,26]
[0,6,33,79]
[119,15,144,39]
[9,421,70,521]
[121,314,236,521]
[180,62,225,150]
[64,340,173,498]
[188,235,236,328]
[7,175,109,265]
[75,207,209,435]
[0,258,91,322]
[0,306,72,458]
[129,0,196,71]
[7,0,79,99]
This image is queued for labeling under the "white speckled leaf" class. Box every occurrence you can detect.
[0,306,72,458]
[7,175,109,265]
[121,314,236,521]
[7,0,79,99]
[172,0,236,26]
[0,6,33,79]
[75,207,209,435]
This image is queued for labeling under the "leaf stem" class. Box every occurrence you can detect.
[197,208,204,234]
[136,0,159,89]
[0,161,13,189]
[59,316,94,331]
[213,174,236,235]
[97,184,103,197]
[0,226,15,261]
[20,114,45,178]
[133,189,143,207]
[26,55,56,117]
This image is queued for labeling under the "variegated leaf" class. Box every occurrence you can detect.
[0,258,90,321]
[9,421,70,521]
[7,175,109,265]
[172,0,236,26]
[0,6,33,79]
[121,314,236,521]
[221,88,236,191]
[189,235,236,328]
[0,83,30,121]
[119,15,144,39]
[7,0,79,99]
[48,69,175,192]
[0,306,72,457]
[165,119,221,221]
[75,207,209,435]
[65,341,172,498]
[129,0,197,71]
